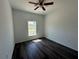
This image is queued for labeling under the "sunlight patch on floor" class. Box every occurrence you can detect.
[32,39,42,43]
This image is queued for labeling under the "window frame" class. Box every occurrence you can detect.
[27,21,37,36]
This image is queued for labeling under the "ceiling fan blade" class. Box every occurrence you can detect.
[29,1,38,4]
[34,6,39,10]
[42,6,46,11]
[41,0,45,3]
[44,2,54,5]
[39,0,41,3]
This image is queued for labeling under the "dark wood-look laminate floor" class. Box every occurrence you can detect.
[12,37,78,59]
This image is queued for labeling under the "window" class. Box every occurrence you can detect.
[28,21,37,36]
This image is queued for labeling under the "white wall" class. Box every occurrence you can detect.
[0,0,14,59]
[45,0,78,51]
[13,9,45,43]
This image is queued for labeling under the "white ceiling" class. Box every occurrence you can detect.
[9,0,58,15]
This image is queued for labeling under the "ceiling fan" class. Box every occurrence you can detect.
[28,0,54,11]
